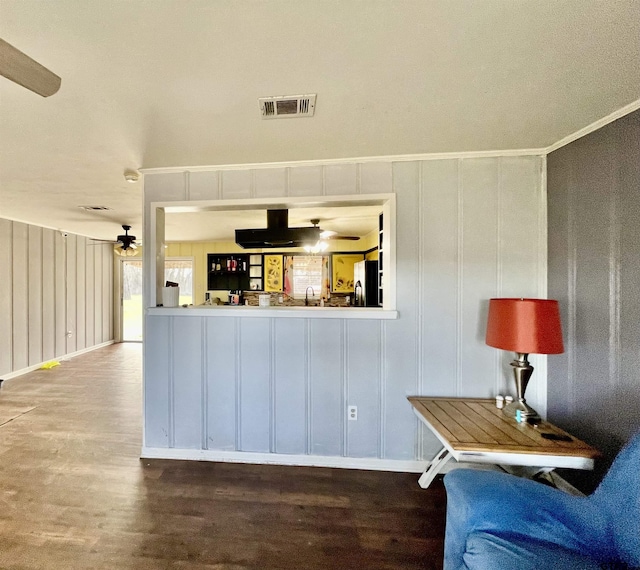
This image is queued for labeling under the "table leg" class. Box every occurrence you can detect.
[502,465,554,480]
[418,447,453,488]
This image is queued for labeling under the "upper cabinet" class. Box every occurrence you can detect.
[207,253,249,291]
[248,254,263,291]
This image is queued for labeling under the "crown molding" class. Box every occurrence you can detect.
[140,147,546,175]
[545,98,640,154]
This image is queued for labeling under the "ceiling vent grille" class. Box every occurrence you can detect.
[78,205,112,211]
[259,94,316,119]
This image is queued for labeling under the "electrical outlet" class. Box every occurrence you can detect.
[348,405,358,421]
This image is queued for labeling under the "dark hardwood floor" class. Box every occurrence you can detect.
[0,343,446,569]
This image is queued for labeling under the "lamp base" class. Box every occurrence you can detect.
[502,353,540,421]
[503,399,540,421]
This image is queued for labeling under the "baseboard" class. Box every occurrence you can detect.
[1,340,115,381]
[141,447,425,474]
[139,447,588,493]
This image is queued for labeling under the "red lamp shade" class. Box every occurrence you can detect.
[486,298,564,355]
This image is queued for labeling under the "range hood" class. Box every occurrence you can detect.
[235,209,321,249]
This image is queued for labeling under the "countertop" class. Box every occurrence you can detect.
[147,305,398,319]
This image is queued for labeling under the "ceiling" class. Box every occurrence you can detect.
[165,205,382,242]
[1,0,639,242]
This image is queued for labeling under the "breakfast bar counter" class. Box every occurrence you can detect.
[147,305,398,319]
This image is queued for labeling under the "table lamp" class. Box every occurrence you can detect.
[485,298,564,420]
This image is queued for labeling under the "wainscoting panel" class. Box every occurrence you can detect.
[28,225,43,366]
[288,166,323,197]
[0,220,13,374]
[188,170,219,201]
[76,234,87,352]
[12,223,29,371]
[273,318,308,455]
[69,235,81,353]
[459,159,500,396]
[205,316,239,451]
[324,163,357,195]
[254,168,286,199]
[239,318,272,452]
[54,231,66,358]
[143,154,546,466]
[384,161,421,460]
[309,319,344,457]
[42,229,55,362]
[0,219,114,379]
[345,320,381,458]
[172,316,204,449]
[220,169,252,201]
[419,159,460,398]
[143,315,171,448]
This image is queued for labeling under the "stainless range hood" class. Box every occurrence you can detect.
[235,209,321,249]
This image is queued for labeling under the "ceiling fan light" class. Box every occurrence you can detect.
[114,245,138,257]
[303,240,328,254]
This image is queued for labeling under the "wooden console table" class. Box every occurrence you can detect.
[408,396,600,489]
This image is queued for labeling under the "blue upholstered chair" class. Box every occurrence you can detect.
[443,431,640,570]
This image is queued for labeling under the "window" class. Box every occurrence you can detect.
[164,258,194,305]
[288,255,326,299]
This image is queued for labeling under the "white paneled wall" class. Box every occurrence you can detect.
[0,219,114,377]
[143,156,545,466]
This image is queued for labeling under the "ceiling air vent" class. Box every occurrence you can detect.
[78,205,112,211]
[259,94,316,119]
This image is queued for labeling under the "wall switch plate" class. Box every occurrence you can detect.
[348,405,357,421]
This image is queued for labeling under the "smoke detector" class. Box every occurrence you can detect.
[124,170,140,183]
[259,94,316,119]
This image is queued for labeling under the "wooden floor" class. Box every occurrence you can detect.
[0,343,446,569]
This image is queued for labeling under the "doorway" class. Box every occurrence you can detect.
[120,257,195,342]
[121,259,143,341]
[164,257,194,306]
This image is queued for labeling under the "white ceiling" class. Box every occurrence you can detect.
[1,0,639,241]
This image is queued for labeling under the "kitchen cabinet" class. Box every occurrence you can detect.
[248,254,263,291]
[207,253,249,291]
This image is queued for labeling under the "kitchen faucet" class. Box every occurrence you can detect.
[305,286,315,306]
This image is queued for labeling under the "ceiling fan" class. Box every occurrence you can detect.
[0,38,61,97]
[90,225,141,256]
[310,219,360,241]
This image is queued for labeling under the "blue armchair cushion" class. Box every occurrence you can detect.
[443,430,640,570]
[464,532,603,570]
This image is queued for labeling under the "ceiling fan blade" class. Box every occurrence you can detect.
[0,38,61,97]
[315,225,360,241]
[324,235,360,240]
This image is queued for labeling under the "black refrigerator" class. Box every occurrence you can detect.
[353,260,379,307]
